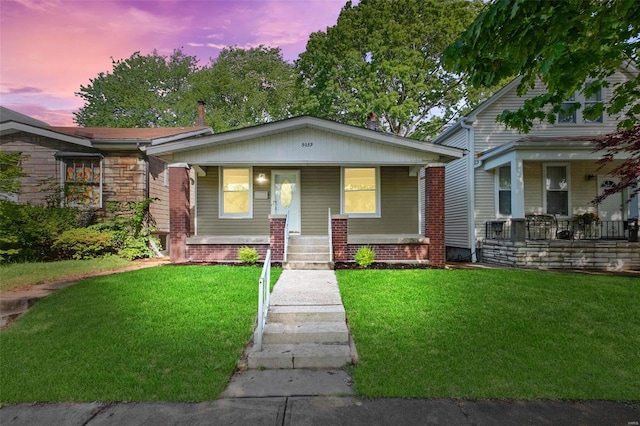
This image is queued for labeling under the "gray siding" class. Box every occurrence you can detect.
[196,166,419,236]
[444,156,471,248]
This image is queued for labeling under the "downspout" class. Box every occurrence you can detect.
[460,118,477,263]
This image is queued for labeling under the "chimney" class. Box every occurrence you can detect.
[195,101,206,127]
[365,112,379,131]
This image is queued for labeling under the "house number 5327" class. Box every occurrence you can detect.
[301,142,313,148]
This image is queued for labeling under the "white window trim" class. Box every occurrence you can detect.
[219,166,253,219]
[60,156,103,208]
[495,165,511,218]
[557,87,605,125]
[340,166,381,218]
[542,163,571,218]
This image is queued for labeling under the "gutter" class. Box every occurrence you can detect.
[459,117,477,263]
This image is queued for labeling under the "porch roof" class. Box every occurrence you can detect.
[476,136,614,171]
[146,116,464,166]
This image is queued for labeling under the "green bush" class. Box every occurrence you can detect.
[0,201,85,262]
[238,246,260,265]
[354,246,376,268]
[52,228,115,260]
[117,235,160,261]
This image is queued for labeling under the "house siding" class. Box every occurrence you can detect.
[148,156,169,233]
[0,132,96,205]
[195,165,419,236]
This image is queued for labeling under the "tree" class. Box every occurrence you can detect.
[443,0,640,199]
[75,49,199,127]
[594,126,640,202]
[0,151,27,196]
[295,0,486,140]
[192,46,298,132]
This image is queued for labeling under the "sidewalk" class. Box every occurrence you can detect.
[1,397,637,425]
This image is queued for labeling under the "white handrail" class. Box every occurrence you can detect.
[255,249,272,352]
[283,210,290,263]
[328,207,333,263]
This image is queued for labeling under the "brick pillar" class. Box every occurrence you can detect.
[169,163,190,263]
[425,164,446,268]
[331,215,349,262]
[269,215,286,262]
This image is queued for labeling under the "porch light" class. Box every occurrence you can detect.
[585,174,596,181]
[257,173,267,183]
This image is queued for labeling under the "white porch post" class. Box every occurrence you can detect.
[511,156,525,218]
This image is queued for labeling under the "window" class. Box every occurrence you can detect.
[220,167,252,218]
[558,89,603,123]
[63,157,102,207]
[497,165,511,216]
[342,167,380,217]
[544,164,569,216]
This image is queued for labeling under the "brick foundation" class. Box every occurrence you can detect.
[346,244,429,261]
[186,244,270,263]
[269,215,286,262]
[331,216,348,262]
[425,165,445,268]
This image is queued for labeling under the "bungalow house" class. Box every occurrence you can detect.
[0,106,212,248]
[433,69,640,271]
[145,116,463,268]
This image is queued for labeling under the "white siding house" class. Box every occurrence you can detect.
[434,68,640,270]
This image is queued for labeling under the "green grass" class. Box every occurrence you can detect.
[337,269,640,400]
[0,256,131,291]
[0,265,282,402]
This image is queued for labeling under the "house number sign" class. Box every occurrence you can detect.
[301,142,313,147]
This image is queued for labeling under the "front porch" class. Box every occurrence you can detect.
[481,218,640,270]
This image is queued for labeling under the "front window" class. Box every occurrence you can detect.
[544,164,569,216]
[220,167,252,218]
[63,157,102,207]
[558,89,603,124]
[497,165,511,216]
[342,167,380,217]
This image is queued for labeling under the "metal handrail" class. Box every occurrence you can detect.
[255,249,272,352]
[283,210,290,263]
[328,208,333,263]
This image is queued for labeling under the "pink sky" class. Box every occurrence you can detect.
[0,0,349,126]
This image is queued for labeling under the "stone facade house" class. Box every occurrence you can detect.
[0,106,212,248]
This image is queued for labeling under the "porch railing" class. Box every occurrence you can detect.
[485,218,629,241]
[328,208,333,263]
[283,210,290,263]
[255,249,272,352]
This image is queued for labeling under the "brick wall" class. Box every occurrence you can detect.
[331,216,348,262]
[425,165,445,267]
[346,244,429,261]
[186,244,270,262]
[269,215,285,262]
[481,239,640,271]
[169,164,190,263]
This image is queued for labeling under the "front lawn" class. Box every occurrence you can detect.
[0,265,281,402]
[337,269,640,400]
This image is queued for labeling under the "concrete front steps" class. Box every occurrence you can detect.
[247,270,356,370]
[283,235,333,270]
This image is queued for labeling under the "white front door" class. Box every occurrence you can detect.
[598,176,624,221]
[272,170,301,234]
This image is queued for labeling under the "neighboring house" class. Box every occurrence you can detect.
[434,69,640,271]
[0,106,212,249]
[145,116,463,267]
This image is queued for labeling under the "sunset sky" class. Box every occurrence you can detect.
[0,0,350,126]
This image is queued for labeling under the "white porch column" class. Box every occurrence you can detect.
[511,156,525,218]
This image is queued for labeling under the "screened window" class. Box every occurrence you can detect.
[497,165,511,216]
[558,94,578,123]
[63,157,102,207]
[583,91,603,123]
[220,167,252,218]
[342,167,379,217]
[545,165,569,216]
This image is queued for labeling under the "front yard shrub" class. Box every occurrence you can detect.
[0,201,85,262]
[117,235,160,260]
[52,228,116,260]
[238,246,260,264]
[354,246,376,268]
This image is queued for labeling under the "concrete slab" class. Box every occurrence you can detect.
[221,370,353,398]
[0,402,104,426]
[263,322,348,344]
[284,397,471,426]
[268,305,345,323]
[247,344,351,369]
[88,399,286,426]
[270,270,343,306]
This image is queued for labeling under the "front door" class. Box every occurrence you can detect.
[272,170,301,234]
[597,176,624,221]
